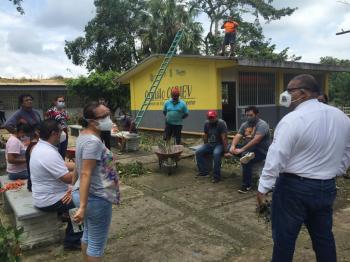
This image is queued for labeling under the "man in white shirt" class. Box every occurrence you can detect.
[257,74,350,262]
[30,119,82,250]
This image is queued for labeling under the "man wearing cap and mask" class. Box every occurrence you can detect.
[195,110,228,183]
[257,74,350,262]
[163,88,189,145]
[225,106,270,193]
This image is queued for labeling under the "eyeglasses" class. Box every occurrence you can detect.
[286,87,303,94]
[95,113,110,120]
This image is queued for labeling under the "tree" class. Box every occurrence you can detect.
[138,0,203,56]
[192,0,300,60]
[9,0,24,14]
[66,71,130,112]
[65,0,203,72]
[65,0,145,72]
[320,56,350,106]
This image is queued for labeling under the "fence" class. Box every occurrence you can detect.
[342,106,350,117]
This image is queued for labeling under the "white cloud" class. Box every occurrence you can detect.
[0,0,95,78]
[262,0,350,62]
[36,0,95,30]
[8,29,44,54]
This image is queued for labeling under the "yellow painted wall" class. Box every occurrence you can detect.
[130,58,231,111]
[129,57,331,111]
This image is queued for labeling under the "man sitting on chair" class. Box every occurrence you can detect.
[225,106,270,193]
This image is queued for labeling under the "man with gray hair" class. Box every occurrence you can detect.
[257,74,350,262]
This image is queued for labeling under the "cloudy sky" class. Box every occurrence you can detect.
[1,0,350,78]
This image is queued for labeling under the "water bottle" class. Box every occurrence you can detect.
[69,208,84,233]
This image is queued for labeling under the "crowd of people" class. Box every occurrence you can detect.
[165,75,350,262]
[1,73,350,261]
[1,95,122,261]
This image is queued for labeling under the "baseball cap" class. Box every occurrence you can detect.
[171,88,180,96]
[207,110,217,119]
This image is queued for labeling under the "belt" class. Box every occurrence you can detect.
[280,172,335,181]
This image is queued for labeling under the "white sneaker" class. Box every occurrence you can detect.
[240,152,255,164]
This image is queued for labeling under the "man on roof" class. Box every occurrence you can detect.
[163,88,189,145]
[220,16,239,57]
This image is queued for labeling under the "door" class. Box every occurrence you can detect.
[221,82,236,130]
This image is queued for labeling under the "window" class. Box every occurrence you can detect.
[238,72,276,106]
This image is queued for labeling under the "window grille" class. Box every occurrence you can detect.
[238,72,276,106]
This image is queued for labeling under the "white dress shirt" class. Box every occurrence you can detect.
[258,99,350,194]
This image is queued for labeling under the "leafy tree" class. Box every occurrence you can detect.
[8,0,24,14]
[192,0,300,60]
[65,0,145,72]
[320,56,350,106]
[65,0,203,72]
[66,71,130,112]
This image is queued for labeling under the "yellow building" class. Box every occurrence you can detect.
[117,55,350,132]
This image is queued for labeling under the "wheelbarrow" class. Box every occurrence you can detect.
[152,145,184,175]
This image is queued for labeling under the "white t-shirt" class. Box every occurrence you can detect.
[30,139,69,208]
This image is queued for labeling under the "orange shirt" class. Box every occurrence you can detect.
[224,21,239,33]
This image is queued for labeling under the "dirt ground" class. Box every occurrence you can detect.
[15,155,350,262]
[1,131,350,262]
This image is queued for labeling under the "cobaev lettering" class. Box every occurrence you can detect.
[145,84,193,100]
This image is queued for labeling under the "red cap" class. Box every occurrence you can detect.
[171,88,180,96]
[207,110,217,119]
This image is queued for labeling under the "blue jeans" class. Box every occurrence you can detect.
[241,149,266,187]
[271,175,337,262]
[38,199,82,247]
[195,143,224,179]
[8,170,28,180]
[73,191,112,257]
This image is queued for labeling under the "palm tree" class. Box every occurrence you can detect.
[137,0,203,56]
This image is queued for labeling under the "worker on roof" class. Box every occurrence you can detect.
[220,16,239,57]
[163,88,189,145]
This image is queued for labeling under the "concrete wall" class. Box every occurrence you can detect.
[133,110,223,133]
[135,106,289,132]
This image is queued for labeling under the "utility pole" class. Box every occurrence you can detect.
[336,0,350,35]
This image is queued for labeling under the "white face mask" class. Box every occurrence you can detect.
[57,101,65,108]
[96,116,113,131]
[279,90,304,108]
[279,91,292,107]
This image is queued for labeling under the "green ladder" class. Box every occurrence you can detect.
[134,29,184,128]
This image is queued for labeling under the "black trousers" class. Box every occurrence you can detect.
[38,200,82,247]
[100,131,111,149]
[164,123,183,145]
